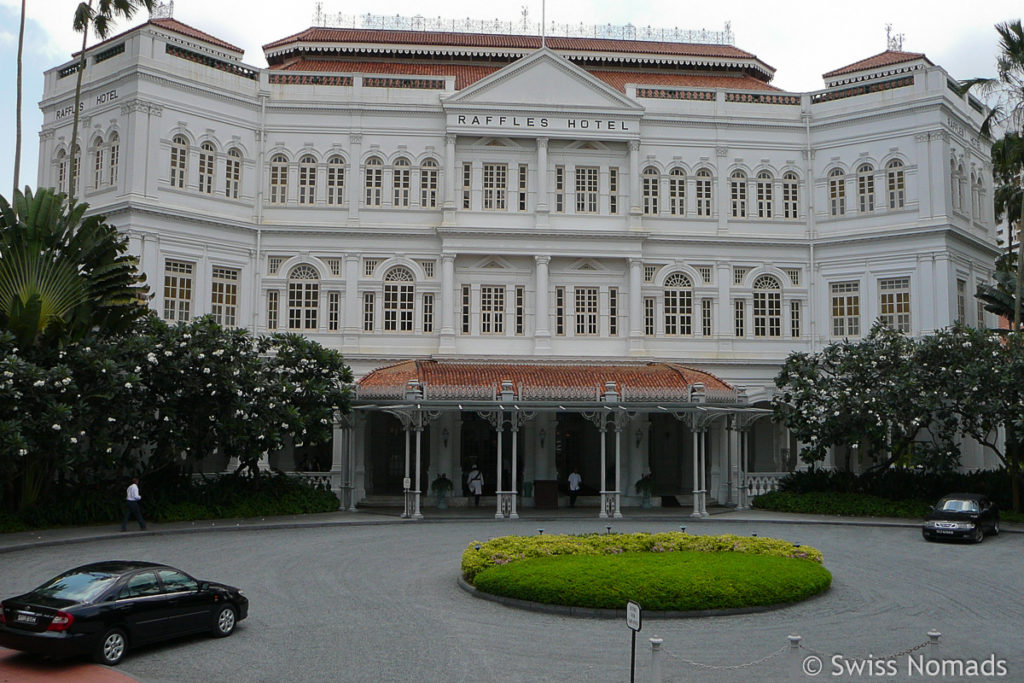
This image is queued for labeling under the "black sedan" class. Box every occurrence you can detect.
[0,560,248,666]
[922,493,1000,543]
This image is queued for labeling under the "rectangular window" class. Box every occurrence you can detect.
[364,163,382,207]
[383,283,414,332]
[695,172,712,216]
[267,290,279,330]
[225,153,240,199]
[702,299,713,336]
[879,277,911,333]
[555,166,565,213]
[829,172,846,216]
[782,176,798,219]
[199,148,215,195]
[609,287,618,336]
[518,164,528,212]
[422,293,434,333]
[957,279,966,322]
[482,163,507,210]
[288,280,319,331]
[698,266,713,284]
[887,165,905,209]
[977,280,986,328]
[574,287,598,335]
[420,163,438,208]
[669,172,685,215]
[210,266,239,328]
[328,291,340,331]
[163,260,193,322]
[644,297,655,336]
[94,147,104,190]
[756,175,773,218]
[326,160,344,205]
[461,285,471,334]
[417,260,435,278]
[730,176,747,218]
[555,287,565,335]
[363,258,380,278]
[324,258,341,276]
[784,268,801,286]
[362,292,375,332]
[462,163,472,209]
[268,256,283,276]
[609,168,619,214]
[515,286,525,335]
[733,267,750,286]
[643,171,659,215]
[575,167,599,214]
[790,301,801,338]
[830,282,861,337]
[858,170,875,213]
[754,291,782,337]
[644,265,657,283]
[664,287,692,336]
[270,162,287,204]
[734,300,745,337]
[109,140,119,186]
[480,286,505,334]
[393,164,410,207]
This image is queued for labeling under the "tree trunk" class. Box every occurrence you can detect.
[13,0,26,195]
[69,4,92,203]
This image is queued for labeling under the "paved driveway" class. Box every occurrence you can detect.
[1,516,1020,682]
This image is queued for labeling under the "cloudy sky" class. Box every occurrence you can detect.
[0,0,1019,195]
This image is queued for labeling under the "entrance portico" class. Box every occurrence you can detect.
[352,360,771,517]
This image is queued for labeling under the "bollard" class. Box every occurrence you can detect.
[649,636,663,683]
[788,634,804,679]
[928,630,940,650]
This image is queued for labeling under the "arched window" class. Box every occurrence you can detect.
[886,159,905,210]
[421,158,439,208]
[756,171,773,218]
[642,166,659,215]
[950,159,959,211]
[393,157,411,207]
[730,170,747,218]
[365,156,383,207]
[108,133,119,186]
[957,163,966,213]
[857,164,874,213]
[782,171,799,219]
[69,144,82,195]
[92,136,104,190]
[382,266,414,332]
[752,275,782,337]
[287,264,320,330]
[225,148,241,199]
[170,135,188,189]
[828,168,845,216]
[198,142,216,194]
[326,156,345,206]
[298,154,317,205]
[269,154,288,204]
[56,149,68,193]
[669,168,685,215]
[695,168,713,216]
[663,272,693,336]
[972,173,983,220]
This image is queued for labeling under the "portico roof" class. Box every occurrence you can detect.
[356,359,735,402]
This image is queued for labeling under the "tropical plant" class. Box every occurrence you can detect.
[13,0,26,196]
[69,0,156,200]
[0,188,149,351]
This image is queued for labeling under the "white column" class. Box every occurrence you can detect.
[691,428,701,518]
[402,426,411,518]
[444,134,457,208]
[439,253,456,353]
[628,258,644,354]
[347,133,362,223]
[510,424,519,519]
[534,255,551,353]
[536,137,549,216]
[628,140,641,220]
[598,418,608,519]
[495,424,505,519]
[342,254,360,352]
[613,422,623,518]
[413,425,423,520]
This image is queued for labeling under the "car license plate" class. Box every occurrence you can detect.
[15,613,36,624]
[936,530,954,535]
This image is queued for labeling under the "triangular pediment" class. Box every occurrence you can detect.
[444,48,642,112]
[570,258,606,272]
[471,256,515,270]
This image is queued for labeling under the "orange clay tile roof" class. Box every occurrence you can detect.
[273,60,780,92]
[81,18,243,57]
[263,27,760,61]
[357,360,733,397]
[822,50,931,78]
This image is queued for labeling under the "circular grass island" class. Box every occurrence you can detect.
[460,532,831,615]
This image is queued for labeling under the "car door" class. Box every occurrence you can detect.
[156,569,209,635]
[114,570,174,644]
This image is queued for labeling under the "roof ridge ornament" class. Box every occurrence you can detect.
[150,0,173,20]
[885,23,905,52]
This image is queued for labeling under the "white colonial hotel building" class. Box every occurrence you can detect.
[37,12,999,517]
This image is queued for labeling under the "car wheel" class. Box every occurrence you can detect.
[921,529,932,542]
[94,628,127,666]
[212,605,237,637]
[972,525,984,543]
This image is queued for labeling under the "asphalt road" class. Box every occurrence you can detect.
[1,518,1020,682]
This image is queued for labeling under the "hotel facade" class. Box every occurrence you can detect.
[37,15,999,516]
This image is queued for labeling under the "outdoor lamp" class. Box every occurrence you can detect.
[537,528,544,535]
[680,526,686,534]
[442,427,449,448]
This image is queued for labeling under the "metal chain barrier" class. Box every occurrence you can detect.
[798,637,932,662]
[661,644,788,671]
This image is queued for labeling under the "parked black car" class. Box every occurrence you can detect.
[0,561,248,665]
[922,493,1000,543]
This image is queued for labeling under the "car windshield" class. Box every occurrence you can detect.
[33,570,121,603]
[940,499,979,513]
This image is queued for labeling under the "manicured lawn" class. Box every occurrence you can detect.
[472,550,832,611]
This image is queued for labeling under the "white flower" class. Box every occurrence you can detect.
[197,353,206,360]
[163,350,173,357]
[52,424,61,431]
[18,448,27,456]
[212,349,224,357]
[107,417,116,423]
[124,382,133,389]
[33,380,45,387]
[203,367,211,374]
[70,437,78,444]
[147,353,158,364]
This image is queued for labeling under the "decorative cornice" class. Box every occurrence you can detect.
[716,146,728,157]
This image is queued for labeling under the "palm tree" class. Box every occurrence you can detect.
[13,0,26,197]
[0,188,149,351]
[68,0,156,202]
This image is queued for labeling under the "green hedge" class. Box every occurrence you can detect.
[778,469,1017,509]
[0,471,339,533]
[461,532,823,584]
[752,491,932,518]
[472,551,832,611]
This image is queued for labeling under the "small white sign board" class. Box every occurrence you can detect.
[626,601,642,632]
[403,477,411,490]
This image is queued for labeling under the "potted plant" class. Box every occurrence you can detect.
[635,473,655,509]
[430,473,454,509]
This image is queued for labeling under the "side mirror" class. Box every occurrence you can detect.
[199,581,210,591]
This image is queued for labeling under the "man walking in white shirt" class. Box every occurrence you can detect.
[568,468,582,508]
[121,477,147,531]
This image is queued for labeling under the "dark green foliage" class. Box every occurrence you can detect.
[0,471,337,532]
[472,552,832,611]
[753,491,932,518]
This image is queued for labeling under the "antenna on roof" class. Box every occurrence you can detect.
[885,23,904,51]
[520,5,529,32]
[314,2,324,27]
[150,0,173,19]
[541,0,546,47]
